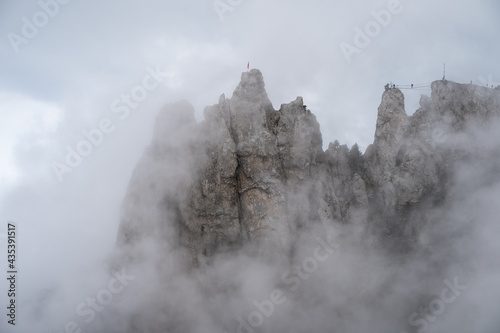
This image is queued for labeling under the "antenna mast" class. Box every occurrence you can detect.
[443,63,446,80]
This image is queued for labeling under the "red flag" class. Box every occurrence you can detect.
[247,62,249,70]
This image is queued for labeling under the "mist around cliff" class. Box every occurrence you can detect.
[11,95,498,333]
[3,0,500,332]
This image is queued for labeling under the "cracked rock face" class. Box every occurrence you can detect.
[116,72,500,263]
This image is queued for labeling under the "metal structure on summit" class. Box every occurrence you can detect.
[384,82,432,91]
[384,63,446,92]
[384,64,500,92]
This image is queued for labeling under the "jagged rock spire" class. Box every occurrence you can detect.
[116,71,500,264]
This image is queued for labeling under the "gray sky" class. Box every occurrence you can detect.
[0,0,499,331]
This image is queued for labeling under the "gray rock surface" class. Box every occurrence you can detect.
[116,72,500,263]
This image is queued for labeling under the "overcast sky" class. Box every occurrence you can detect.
[0,0,499,331]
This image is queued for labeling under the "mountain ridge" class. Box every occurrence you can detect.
[115,69,500,264]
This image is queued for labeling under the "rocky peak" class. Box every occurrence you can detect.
[225,69,277,156]
[231,69,271,104]
[116,72,500,264]
[375,88,407,142]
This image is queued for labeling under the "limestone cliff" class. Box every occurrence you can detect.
[116,70,500,263]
